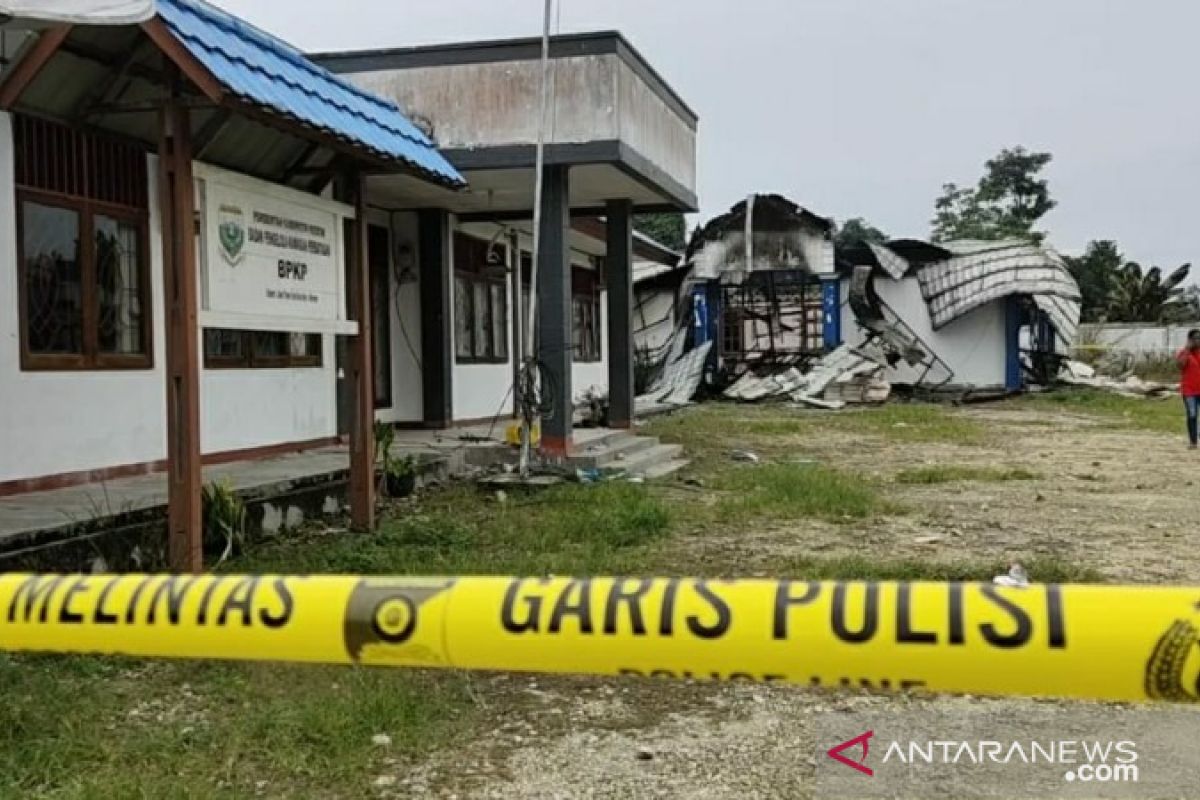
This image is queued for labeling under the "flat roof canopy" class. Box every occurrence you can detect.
[315,31,698,215]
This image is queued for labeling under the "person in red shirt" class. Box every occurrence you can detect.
[1176,329,1200,448]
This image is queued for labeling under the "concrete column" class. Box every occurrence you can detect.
[605,199,634,428]
[537,165,573,457]
[418,209,453,428]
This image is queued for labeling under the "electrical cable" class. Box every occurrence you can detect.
[388,213,424,375]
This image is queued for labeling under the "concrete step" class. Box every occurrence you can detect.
[641,458,691,481]
[604,443,685,478]
[572,434,659,469]
[570,428,646,453]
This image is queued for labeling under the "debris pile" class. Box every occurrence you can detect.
[722,343,893,410]
[1057,359,1177,398]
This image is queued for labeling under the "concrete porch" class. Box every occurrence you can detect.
[0,424,685,571]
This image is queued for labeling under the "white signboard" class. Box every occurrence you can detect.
[196,163,357,335]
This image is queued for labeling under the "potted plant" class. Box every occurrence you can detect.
[385,454,418,498]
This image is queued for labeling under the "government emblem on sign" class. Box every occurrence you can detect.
[217,204,246,265]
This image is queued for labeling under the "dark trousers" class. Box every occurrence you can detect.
[1185,395,1200,445]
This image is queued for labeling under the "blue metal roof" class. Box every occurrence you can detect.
[156,0,465,188]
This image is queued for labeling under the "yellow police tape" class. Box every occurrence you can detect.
[1,574,1198,703]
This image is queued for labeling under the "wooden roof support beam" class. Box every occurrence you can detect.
[140,18,225,104]
[158,59,204,573]
[280,140,322,182]
[87,96,214,116]
[0,25,72,110]
[344,170,376,532]
[72,34,151,122]
[61,38,164,85]
[194,107,233,158]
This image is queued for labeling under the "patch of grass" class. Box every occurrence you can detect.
[241,481,671,577]
[895,465,1040,485]
[640,403,987,480]
[712,463,879,522]
[828,403,988,444]
[0,480,677,798]
[777,554,1106,583]
[0,655,473,799]
[1016,388,1180,434]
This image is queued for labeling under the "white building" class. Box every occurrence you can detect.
[0,4,697,525]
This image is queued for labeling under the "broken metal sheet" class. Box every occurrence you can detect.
[913,240,1082,344]
[723,372,771,401]
[663,341,713,406]
[1061,359,1096,379]
[849,266,929,367]
[723,367,805,401]
[790,345,883,402]
[1056,360,1175,397]
[1034,293,1081,347]
[824,374,891,405]
[640,340,713,411]
[1058,371,1176,397]
[793,395,845,410]
[868,242,910,280]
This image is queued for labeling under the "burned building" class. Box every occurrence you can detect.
[641,193,1083,410]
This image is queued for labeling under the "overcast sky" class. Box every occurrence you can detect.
[219,0,1199,268]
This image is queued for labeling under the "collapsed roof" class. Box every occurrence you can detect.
[855,238,1082,345]
[685,194,833,278]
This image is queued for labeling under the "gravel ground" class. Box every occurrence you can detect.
[381,676,1200,799]
[374,404,1200,799]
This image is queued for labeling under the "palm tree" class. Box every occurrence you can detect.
[1105,262,1193,323]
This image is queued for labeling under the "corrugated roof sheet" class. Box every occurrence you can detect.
[912,240,1082,344]
[156,0,465,187]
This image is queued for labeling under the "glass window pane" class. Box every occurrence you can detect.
[473,282,490,358]
[572,298,585,356]
[491,283,508,361]
[22,201,82,355]
[95,214,145,355]
[204,328,244,360]
[592,299,602,359]
[455,276,472,358]
[253,331,288,359]
[288,332,317,358]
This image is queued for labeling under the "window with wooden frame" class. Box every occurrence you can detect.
[202,329,322,368]
[14,115,152,370]
[572,265,603,363]
[453,232,509,364]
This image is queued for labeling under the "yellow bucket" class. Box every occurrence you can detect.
[504,420,540,447]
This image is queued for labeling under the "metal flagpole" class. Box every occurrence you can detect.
[519,0,554,477]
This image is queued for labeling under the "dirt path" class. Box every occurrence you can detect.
[384,404,1200,799]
